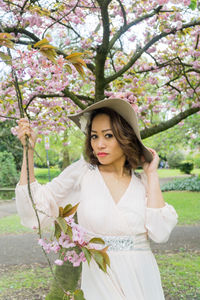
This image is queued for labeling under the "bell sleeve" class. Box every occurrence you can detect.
[15,158,88,229]
[141,172,178,243]
[145,204,178,243]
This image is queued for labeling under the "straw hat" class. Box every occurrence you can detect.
[69,98,153,162]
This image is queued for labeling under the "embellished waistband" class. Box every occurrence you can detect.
[85,232,150,252]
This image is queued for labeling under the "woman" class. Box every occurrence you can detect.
[16,98,178,300]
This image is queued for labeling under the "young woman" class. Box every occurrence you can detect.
[16,98,178,300]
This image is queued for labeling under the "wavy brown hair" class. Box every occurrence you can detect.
[84,108,143,170]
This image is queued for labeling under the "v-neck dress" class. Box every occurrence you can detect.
[15,158,178,300]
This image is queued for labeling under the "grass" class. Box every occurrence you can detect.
[0,254,199,300]
[34,167,60,184]
[156,252,200,300]
[0,263,52,299]
[163,191,200,225]
[157,168,200,178]
[0,215,32,235]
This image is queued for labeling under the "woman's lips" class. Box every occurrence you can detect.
[97,152,108,157]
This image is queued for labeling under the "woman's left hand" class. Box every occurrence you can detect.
[142,148,160,176]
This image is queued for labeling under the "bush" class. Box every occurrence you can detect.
[167,150,185,169]
[193,153,200,168]
[179,161,194,174]
[161,175,200,191]
[0,151,19,187]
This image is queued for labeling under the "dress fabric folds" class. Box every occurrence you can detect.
[15,159,178,300]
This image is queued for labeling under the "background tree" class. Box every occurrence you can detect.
[0,0,199,135]
[0,120,22,170]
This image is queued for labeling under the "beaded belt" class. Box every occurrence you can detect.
[85,232,150,251]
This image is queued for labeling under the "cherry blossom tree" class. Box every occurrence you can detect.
[0,0,200,298]
[0,0,199,137]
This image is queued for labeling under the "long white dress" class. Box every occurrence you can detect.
[15,158,178,300]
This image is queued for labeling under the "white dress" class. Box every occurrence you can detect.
[15,159,178,300]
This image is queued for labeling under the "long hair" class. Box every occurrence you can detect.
[84,107,143,170]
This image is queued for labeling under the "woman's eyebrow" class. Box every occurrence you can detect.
[91,129,112,133]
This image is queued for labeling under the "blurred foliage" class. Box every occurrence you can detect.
[0,120,23,170]
[144,114,200,159]
[35,125,84,169]
[179,161,194,174]
[161,175,200,191]
[166,150,185,169]
[0,151,19,187]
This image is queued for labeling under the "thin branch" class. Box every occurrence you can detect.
[141,106,200,139]
[42,0,80,39]
[108,6,163,51]
[116,0,127,26]
[105,19,200,84]
[195,34,199,50]
[25,93,64,112]
[3,27,40,43]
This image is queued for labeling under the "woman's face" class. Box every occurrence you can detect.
[90,113,126,166]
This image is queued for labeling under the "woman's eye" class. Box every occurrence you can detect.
[105,133,113,138]
[91,134,97,140]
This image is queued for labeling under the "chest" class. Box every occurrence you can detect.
[77,168,147,234]
[100,172,131,205]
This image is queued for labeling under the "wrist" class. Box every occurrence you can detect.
[145,170,159,179]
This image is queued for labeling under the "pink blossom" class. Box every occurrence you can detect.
[55,259,64,266]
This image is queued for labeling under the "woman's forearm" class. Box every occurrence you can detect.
[19,148,36,185]
[146,171,165,208]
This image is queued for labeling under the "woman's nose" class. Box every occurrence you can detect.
[97,138,106,148]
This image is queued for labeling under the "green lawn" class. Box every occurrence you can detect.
[0,215,32,235]
[163,191,200,225]
[156,253,200,300]
[0,264,52,299]
[0,254,199,300]
[35,167,61,184]
[157,168,200,178]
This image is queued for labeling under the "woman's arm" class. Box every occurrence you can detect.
[142,148,165,208]
[16,118,37,185]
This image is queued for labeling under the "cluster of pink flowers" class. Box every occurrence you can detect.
[38,216,91,267]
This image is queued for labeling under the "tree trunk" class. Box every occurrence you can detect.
[46,261,82,300]
[46,129,81,299]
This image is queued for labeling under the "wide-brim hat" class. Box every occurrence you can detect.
[68,98,153,162]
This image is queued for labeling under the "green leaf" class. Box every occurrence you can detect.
[63,203,80,217]
[73,289,86,300]
[89,237,105,245]
[82,247,92,264]
[63,204,72,215]
[59,206,64,217]
[66,225,73,239]
[54,221,61,239]
[0,51,12,65]
[90,249,107,272]
[101,249,110,268]
[189,0,197,10]
[56,217,68,234]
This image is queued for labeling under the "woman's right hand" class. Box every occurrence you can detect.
[16,118,37,149]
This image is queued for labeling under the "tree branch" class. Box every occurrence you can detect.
[105,19,200,84]
[3,27,40,43]
[116,0,127,26]
[141,106,200,139]
[62,87,87,109]
[25,93,64,112]
[108,6,163,51]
